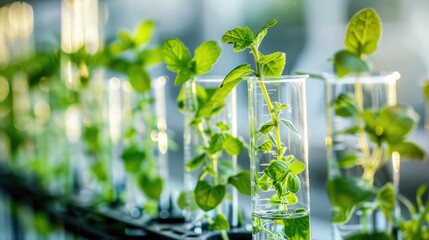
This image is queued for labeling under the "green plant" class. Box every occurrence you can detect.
[106,20,166,211]
[162,38,250,237]
[64,20,165,205]
[395,185,429,240]
[325,8,425,239]
[192,19,309,240]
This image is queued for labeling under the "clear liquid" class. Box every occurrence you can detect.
[252,210,311,240]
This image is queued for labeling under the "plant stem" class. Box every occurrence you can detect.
[354,80,372,182]
[251,46,282,155]
[363,144,383,184]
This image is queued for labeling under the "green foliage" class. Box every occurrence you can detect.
[209,214,230,231]
[327,177,374,224]
[121,145,145,174]
[283,214,311,240]
[194,180,226,212]
[222,134,244,156]
[162,38,221,85]
[138,174,164,201]
[332,93,359,117]
[337,153,360,169]
[396,185,429,240]
[376,183,395,221]
[228,171,251,196]
[332,8,381,77]
[332,50,370,78]
[185,153,206,172]
[344,8,382,56]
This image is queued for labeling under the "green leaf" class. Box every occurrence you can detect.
[121,146,145,174]
[283,214,310,240]
[177,191,199,212]
[287,174,301,194]
[333,50,370,77]
[423,81,429,101]
[286,192,298,205]
[196,64,253,118]
[174,69,193,86]
[221,26,254,52]
[254,19,278,48]
[134,20,155,47]
[91,160,108,183]
[222,134,243,156]
[193,41,221,74]
[221,64,254,87]
[210,214,230,231]
[268,194,281,206]
[344,232,393,240]
[162,38,191,73]
[338,152,359,168]
[257,138,273,152]
[216,122,230,131]
[258,173,272,191]
[264,160,290,182]
[379,104,420,143]
[262,53,286,76]
[83,126,100,152]
[327,177,374,224]
[139,47,163,67]
[259,121,275,134]
[177,191,187,209]
[118,31,135,49]
[207,133,225,154]
[290,161,305,175]
[388,141,425,160]
[228,171,251,196]
[128,65,151,93]
[332,93,359,117]
[279,119,300,138]
[186,153,206,172]
[345,8,382,56]
[194,181,226,212]
[139,174,163,200]
[376,183,395,221]
[259,52,284,64]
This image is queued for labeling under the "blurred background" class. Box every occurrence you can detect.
[0,0,428,238]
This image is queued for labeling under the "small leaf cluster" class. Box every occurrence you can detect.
[162,38,221,85]
[194,19,287,118]
[66,20,163,93]
[396,185,429,240]
[332,8,381,77]
[333,94,425,162]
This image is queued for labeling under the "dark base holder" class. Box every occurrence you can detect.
[0,168,251,239]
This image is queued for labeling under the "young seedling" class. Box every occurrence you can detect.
[162,38,250,238]
[326,8,426,239]
[196,19,310,240]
